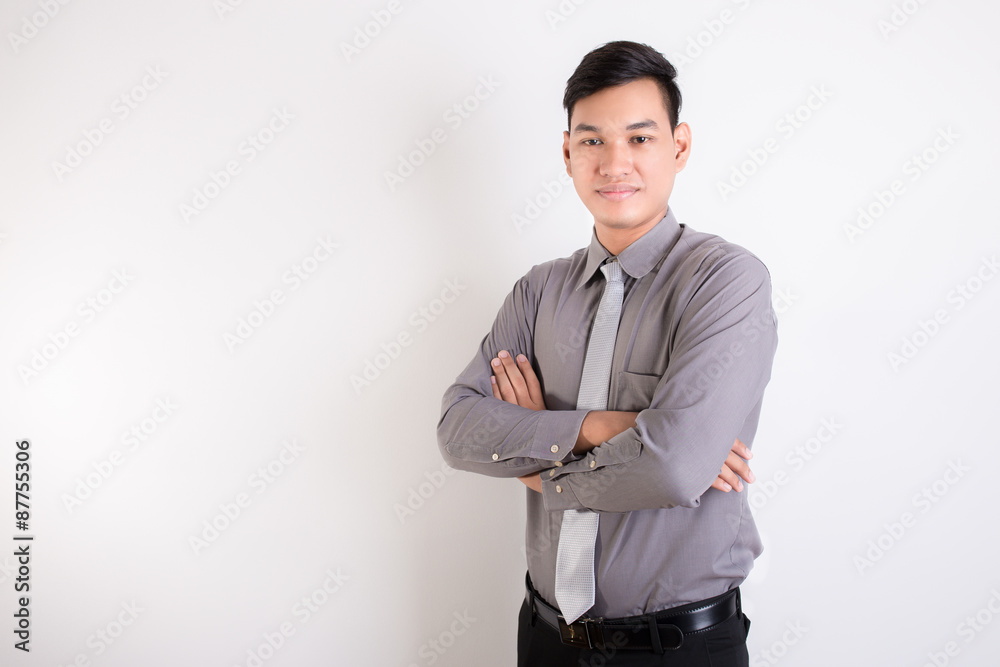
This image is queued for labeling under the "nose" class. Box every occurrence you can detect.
[600,140,633,178]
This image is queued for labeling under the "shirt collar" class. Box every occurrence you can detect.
[575,208,683,290]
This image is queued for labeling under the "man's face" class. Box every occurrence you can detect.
[563,77,691,245]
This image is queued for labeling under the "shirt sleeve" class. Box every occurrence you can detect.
[540,249,779,512]
[437,270,590,478]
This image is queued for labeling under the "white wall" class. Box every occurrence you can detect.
[1,1,997,665]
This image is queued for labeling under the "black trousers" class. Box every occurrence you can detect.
[517,594,751,667]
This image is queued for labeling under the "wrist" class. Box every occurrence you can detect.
[574,411,638,454]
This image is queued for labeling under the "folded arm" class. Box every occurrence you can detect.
[489,350,756,495]
[436,273,590,478]
[538,251,778,512]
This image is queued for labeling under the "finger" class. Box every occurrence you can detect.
[515,354,543,406]
[490,375,502,400]
[498,350,530,402]
[717,463,742,492]
[711,477,733,492]
[491,357,517,403]
[726,450,755,484]
[722,456,753,491]
[731,437,752,460]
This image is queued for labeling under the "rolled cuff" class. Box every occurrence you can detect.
[526,409,590,462]
[540,436,643,511]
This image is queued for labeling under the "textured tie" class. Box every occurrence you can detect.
[554,259,625,623]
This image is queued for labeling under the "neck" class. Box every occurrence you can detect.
[594,211,666,256]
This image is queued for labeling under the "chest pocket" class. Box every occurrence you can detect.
[612,370,662,412]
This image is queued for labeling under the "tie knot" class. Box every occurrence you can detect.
[601,259,623,284]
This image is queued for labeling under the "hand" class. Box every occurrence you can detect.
[490,349,754,495]
[489,350,545,493]
[490,350,546,411]
[710,438,755,493]
[520,443,753,496]
[517,472,542,493]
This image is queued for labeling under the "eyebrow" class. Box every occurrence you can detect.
[627,120,659,131]
[572,119,660,134]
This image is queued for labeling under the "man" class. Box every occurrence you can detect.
[437,41,778,666]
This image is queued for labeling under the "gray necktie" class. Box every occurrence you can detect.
[554,259,624,623]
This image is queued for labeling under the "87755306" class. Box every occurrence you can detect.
[15,440,30,531]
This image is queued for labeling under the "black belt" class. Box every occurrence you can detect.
[525,575,739,653]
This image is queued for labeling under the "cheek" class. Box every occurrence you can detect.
[568,154,597,191]
[569,149,596,170]
[571,176,591,202]
[643,154,676,184]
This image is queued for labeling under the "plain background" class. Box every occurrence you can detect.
[2,0,998,665]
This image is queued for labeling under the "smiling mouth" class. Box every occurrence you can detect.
[597,185,638,201]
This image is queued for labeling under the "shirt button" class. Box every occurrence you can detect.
[554,461,563,467]
[550,445,559,453]
[549,469,556,477]
[555,485,563,493]
[491,453,499,461]
[589,460,597,468]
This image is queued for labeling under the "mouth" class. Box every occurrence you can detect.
[597,184,638,202]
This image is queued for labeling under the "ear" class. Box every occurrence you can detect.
[562,130,572,176]
[672,122,692,172]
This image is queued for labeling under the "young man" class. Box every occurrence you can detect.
[437,41,778,666]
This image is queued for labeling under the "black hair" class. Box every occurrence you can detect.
[563,41,682,132]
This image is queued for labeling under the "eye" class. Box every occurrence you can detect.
[582,138,602,146]
[631,136,651,144]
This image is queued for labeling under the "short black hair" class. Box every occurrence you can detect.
[563,41,682,132]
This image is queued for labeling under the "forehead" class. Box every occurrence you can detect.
[570,78,669,131]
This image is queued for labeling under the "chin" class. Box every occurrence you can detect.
[593,208,648,230]
[596,218,639,230]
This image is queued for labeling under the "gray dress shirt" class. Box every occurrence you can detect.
[437,209,778,618]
